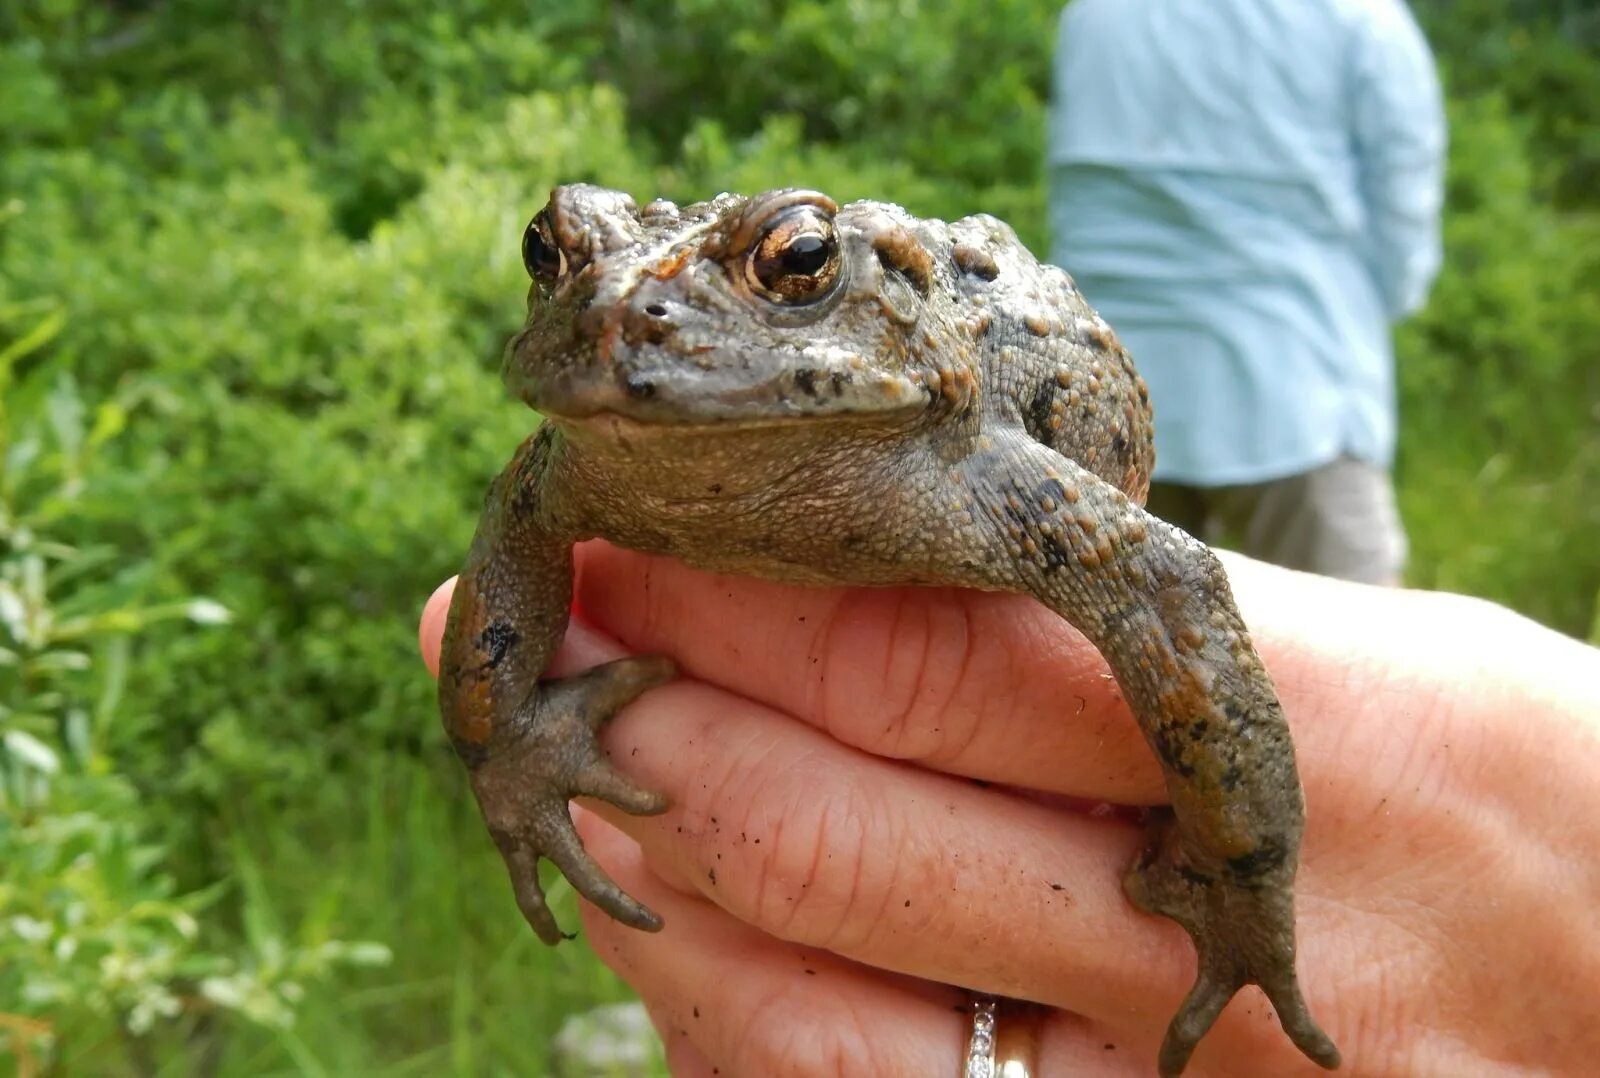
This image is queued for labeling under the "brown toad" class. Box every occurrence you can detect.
[438,185,1340,1076]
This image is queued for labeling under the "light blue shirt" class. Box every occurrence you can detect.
[1047,0,1445,485]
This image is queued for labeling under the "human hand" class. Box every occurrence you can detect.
[419,544,1600,1075]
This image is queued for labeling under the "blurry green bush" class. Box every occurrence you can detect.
[0,306,389,1070]
[0,0,1594,1070]
[1395,92,1600,633]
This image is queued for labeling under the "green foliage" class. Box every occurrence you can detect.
[1396,3,1600,630]
[0,313,389,1071]
[1395,92,1600,631]
[0,0,1595,1070]
[1414,0,1600,209]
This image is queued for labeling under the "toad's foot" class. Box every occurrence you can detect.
[468,655,676,945]
[1125,809,1341,1077]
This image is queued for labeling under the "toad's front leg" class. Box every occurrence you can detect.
[960,437,1339,1076]
[439,428,674,944]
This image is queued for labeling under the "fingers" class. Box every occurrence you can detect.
[421,569,1351,1072]
[580,667,1355,1073]
[650,1025,719,1078]
[571,806,1151,1077]
[574,542,1169,803]
[577,664,1188,1027]
[574,805,968,1075]
[423,563,1324,1035]
[424,545,1363,809]
[569,542,1512,832]
[429,541,1506,829]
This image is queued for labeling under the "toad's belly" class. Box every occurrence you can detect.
[590,506,997,590]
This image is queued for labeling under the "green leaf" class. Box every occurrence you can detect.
[0,303,65,375]
[3,729,60,774]
[184,598,232,625]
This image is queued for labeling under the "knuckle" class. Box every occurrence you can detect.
[817,590,988,765]
[696,741,893,953]
[736,983,883,1077]
[761,783,882,951]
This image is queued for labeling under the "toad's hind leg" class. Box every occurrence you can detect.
[1126,809,1341,1077]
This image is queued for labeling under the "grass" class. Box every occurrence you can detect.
[146,752,663,1075]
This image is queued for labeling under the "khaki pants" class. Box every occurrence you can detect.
[1145,457,1408,585]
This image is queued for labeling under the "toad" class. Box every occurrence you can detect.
[438,185,1340,1075]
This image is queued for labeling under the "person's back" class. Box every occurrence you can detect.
[1048,0,1444,584]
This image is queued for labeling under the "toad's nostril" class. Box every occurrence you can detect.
[625,374,657,399]
[621,299,674,346]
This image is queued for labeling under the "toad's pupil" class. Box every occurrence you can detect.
[781,233,829,275]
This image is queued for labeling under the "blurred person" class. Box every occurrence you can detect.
[1048,0,1446,585]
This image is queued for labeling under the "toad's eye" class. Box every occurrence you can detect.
[746,206,840,304]
[522,211,566,285]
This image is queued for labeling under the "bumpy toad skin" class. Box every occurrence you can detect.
[439,185,1340,1075]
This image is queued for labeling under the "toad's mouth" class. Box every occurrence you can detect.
[517,353,933,428]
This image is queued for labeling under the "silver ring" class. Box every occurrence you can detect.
[964,995,998,1078]
[964,994,1042,1078]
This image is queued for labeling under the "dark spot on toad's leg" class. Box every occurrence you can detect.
[794,368,819,397]
[477,620,520,670]
[1227,835,1288,881]
[1148,723,1198,779]
[1222,700,1254,736]
[452,736,490,769]
[1039,530,1073,570]
[1036,476,1071,505]
[1025,380,1056,441]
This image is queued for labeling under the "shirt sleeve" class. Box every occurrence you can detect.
[1350,3,1447,320]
